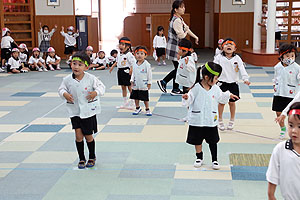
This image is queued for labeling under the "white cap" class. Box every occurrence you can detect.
[67,26,74,31]
[12,48,20,53]
[18,43,28,51]
[47,47,55,53]
[218,39,224,44]
[2,27,10,37]
[32,47,40,52]
[86,46,93,51]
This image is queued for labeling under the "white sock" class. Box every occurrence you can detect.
[123,97,128,103]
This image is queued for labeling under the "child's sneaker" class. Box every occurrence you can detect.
[49,65,55,71]
[37,67,43,72]
[212,161,220,170]
[21,69,28,73]
[43,67,48,72]
[146,109,152,116]
[162,61,167,66]
[56,65,61,70]
[158,62,161,66]
[218,121,225,131]
[78,160,86,169]
[86,158,96,168]
[194,159,202,168]
[227,120,234,130]
[0,68,5,73]
[132,107,142,115]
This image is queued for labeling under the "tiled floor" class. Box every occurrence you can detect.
[0,53,285,200]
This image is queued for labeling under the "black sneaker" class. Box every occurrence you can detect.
[157,80,167,93]
[170,89,184,96]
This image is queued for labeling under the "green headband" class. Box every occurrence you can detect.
[205,62,220,76]
[72,57,89,67]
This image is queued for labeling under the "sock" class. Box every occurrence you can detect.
[145,108,149,111]
[86,140,96,159]
[123,97,128,103]
[209,143,218,162]
[75,141,85,161]
[196,152,203,160]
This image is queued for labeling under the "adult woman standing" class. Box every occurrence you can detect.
[157,0,199,95]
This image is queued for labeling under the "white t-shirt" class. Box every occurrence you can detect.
[7,57,21,69]
[93,57,107,66]
[116,52,136,69]
[1,36,14,49]
[175,56,196,88]
[130,60,152,90]
[19,52,28,63]
[266,140,300,200]
[153,35,167,48]
[215,48,222,56]
[107,56,116,65]
[28,56,44,64]
[46,55,61,64]
[60,32,79,47]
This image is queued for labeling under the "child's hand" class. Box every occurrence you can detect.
[230,94,239,100]
[61,26,64,31]
[63,92,74,103]
[244,80,251,85]
[54,24,57,29]
[86,91,97,101]
[147,84,151,90]
[109,67,113,73]
[275,115,286,124]
[195,36,199,45]
[182,94,189,100]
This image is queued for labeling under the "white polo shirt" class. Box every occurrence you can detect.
[46,55,61,64]
[7,57,21,69]
[266,140,300,200]
[153,35,167,48]
[28,56,45,64]
[1,36,14,49]
[116,52,135,69]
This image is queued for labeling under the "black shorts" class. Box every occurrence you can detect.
[64,46,77,55]
[275,31,281,40]
[70,115,98,135]
[117,68,131,86]
[1,48,11,61]
[272,96,293,112]
[156,48,166,57]
[7,66,22,73]
[218,81,240,102]
[130,90,149,101]
[186,126,220,145]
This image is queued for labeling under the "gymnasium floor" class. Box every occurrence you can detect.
[0,51,284,200]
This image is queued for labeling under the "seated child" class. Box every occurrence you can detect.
[7,48,29,73]
[215,39,223,57]
[28,47,47,72]
[91,50,108,70]
[46,47,61,70]
[85,46,96,65]
[18,43,29,68]
[107,49,118,68]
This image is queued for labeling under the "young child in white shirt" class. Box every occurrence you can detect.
[85,46,96,66]
[175,39,196,94]
[1,27,18,70]
[91,50,108,70]
[267,102,300,200]
[215,39,223,57]
[18,43,29,68]
[272,43,300,139]
[107,49,118,68]
[130,46,152,116]
[213,38,250,131]
[7,48,29,73]
[153,26,167,66]
[46,47,61,70]
[182,62,238,170]
[58,51,105,169]
[28,47,47,72]
[61,26,79,60]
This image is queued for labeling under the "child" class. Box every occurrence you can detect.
[130,46,152,116]
[91,50,108,70]
[153,26,167,66]
[191,48,198,63]
[272,43,300,139]
[213,38,250,131]
[39,22,57,57]
[215,39,223,57]
[58,51,105,169]
[7,48,29,73]
[85,46,96,65]
[266,102,300,200]
[107,49,118,68]
[28,47,47,72]
[61,26,79,60]
[18,43,29,68]
[182,62,238,169]
[45,47,61,70]
[1,27,18,70]
[109,37,136,108]
[175,39,196,94]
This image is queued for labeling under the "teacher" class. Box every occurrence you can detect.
[157,0,199,95]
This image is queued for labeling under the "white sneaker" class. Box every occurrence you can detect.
[21,69,28,73]
[49,65,55,71]
[132,107,142,115]
[0,68,5,73]
[158,62,161,66]
[56,65,61,70]
[37,67,43,72]
[218,121,225,131]
[212,161,220,170]
[162,61,167,66]
[43,67,48,72]
[227,120,234,130]
[146,109,152,116]
[194,159,202,168]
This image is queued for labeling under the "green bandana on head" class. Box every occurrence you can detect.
[205,62,219,76]
[72,57,89,67]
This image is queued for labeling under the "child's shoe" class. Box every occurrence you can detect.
[162,61,167,66]
[43,67,48,72]
[21,69,28,73]
[78,160,86,169]
[146,109,152,116]
[0,68,5,73]
[227,120,234,130]
[218,121,225,131]
[37,67,43,72]
[212,161,220,170]
[194,159,202,168]
[132,107,142,115]
[49,65,55,71]
[158,62,161,66]
[56,64,61,70]
[86,159,96,168]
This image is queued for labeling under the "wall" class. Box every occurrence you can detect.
[221,0,254,13]
[34,0,74,15]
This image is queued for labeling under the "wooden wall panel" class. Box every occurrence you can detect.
[35,15,75,59]
[88,17,99,53]
[219,12,254,52]
[214,13,220,49]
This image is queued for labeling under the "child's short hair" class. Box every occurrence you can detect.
[42,25,49,31]
[157,26,164,36]
[110,49,118,56]
[72,51,91,66]
[134,46,148,55]
[98,50,105,56]
[288,102,300,120]
[196,62,222,84]
[278,43,297,60]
